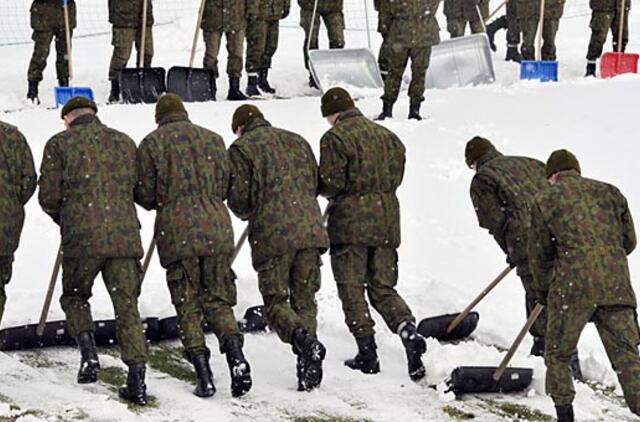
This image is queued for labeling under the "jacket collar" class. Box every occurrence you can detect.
[336,107,363,123]
[555,169,581,180]
[158,112,189,127]
[244,117,272,134]
[476,149,503,170]
[69,114,100,128]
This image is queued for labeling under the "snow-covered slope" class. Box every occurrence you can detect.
[1,2,639,421]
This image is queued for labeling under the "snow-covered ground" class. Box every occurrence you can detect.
[1,1,639,421]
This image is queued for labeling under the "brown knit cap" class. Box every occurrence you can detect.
[155,94,187,124]
[232,104,264,133]
[545,149,581,178]
[465,136,496,168]
[321,87,355,117]
[60,96,98,119]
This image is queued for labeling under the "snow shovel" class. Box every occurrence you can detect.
[36,245,63,337]
[600,0,638,78]
[119,0,166,104]
[307,0,383,92]
[520,0,558,82]
[54,0,95,108]
[426,6,496,90]
[166,0,216,102]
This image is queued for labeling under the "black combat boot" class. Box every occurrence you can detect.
[486,15,508,52]
[570,352,584,382]
[246,75,261,97]
[555,405,574,422]
[585,61,597,77]
[58,78,69,87]
[308,74,319,90]
[191,353,215,398]
[258,69,276,94]
[76,331,100,384]
[227,77,248,101]
[375,102,393,121]
[27,81,40,104]
[118,363,147,406]
[530,336,545,357]
[344,336,380,374]
[408,101,423,120]
[224,336,252,398]
[506,46,522,63]
[292,327,326,391]
[398,322,426,381]
[108,79,120,103]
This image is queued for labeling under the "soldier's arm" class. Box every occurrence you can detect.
[134,140,158,211]
[318,133,348,199]
[469,175,509,256]
[38,139,63,225]
[227,146,255,220]
[619,192,637,255]
[527,202,555,302]
[15,130,37,206]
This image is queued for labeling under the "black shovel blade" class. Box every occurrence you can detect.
[447,366,533,395]
[238,305,268,333]
[417,312,479,342]
[167,66,216,102]
[119,67,166,104]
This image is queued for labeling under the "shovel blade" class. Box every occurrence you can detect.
[119,67,167,104]
[54,86,95,108]
[447,366,533,395]
[417,312,479,342]
[309,48,384,92]
[167,66,216,102]
[520,60,558,82]
[600,52,639,78]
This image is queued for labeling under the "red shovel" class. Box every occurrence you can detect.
[600,0,638,78]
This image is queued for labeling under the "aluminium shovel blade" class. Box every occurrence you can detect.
[447,366,533,395]
[119,67,167,104]
[309,48,384,92]
[600,52,639,78]
[417,312,479,342]
[167,66,216,102]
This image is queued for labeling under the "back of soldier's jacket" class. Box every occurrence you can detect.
[30,0,76,32]
[108,0,154,28]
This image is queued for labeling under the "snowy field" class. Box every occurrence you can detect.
[1,1,640,421]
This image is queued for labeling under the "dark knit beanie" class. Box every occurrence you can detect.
[465,136,496,168]
[60,96,98,119]
[545,149,581,178]
[321,87,355,117]
[155,94,187,124]
[232,104,264,133]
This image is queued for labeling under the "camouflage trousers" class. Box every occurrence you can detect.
[0,256,13,325]
[519,17,562,60]
[203,29,245,79]
[382,44,431,105]
[331,246,414,339]
[445,0,489,38]
[587,11,629,61]
[257,248,322,344]
[166,256,242,360]
[60,257,148,366]
[545,302,640,415]
[108,26,154,81]
[377,19,390,77]
[506,0,522,47]
[517,263,547,338]
[300,8,345,70]
[27,29,71,82]
[246,19,280,74]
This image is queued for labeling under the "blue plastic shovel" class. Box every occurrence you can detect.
[520,0,558,82]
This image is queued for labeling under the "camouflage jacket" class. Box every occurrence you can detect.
[528,170,637,308]
[201,0,258,32]
[298,0,343,13]
[375,0,391,33]
[38,115,143,259]
[257,0,291,21]
[443,0,488,20]
[470,152,547,265]
[135,113,235,268]
[227,118,328,269]
[590,0,631,12]
[387,0,441,47]
[0,122,37,257]
[108,0,154,28]
[30,0,76,32]
[318,108,404,249]
[515,0,566,19]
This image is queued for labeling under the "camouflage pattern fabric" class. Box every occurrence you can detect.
[30,0,76,32]
[506,0,522,47]
[108,27,154,81]
[38,114,144,259]
[246,0,288,74]
[470,151,549,337]
[443,0,489,37]
[246,20,268,75]
[375,0,391,76]
[203,30,246,78]
[300,8,345,70]
[319,108,405,248]
[528,170,640,414]
[298,0,343,13]
[60,257,148,365]
[108,0,154,28]
[0,256,13,324]
[515,0,565,60]
[166,256,242,359]
[228,118,328,269]
[201,0,257,33]
[257,248,322,343]
[135,113,234,269]
[587,3,630,61]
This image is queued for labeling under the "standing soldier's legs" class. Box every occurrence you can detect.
[447,18,466,38]
[0,256,13,324]
[203,30,223,77]
[541,18,560,61]
[520,18,539,60]
[226,30,245,77]
[289,249,322,337]
[108,27,135,81]
[612,8,630,53]
[262,20,281,71]
[480,0,490,19]
[593,306,640,416]
[54,27,71,83]
[27,31,54,82]
[246,20,268,78]
[381,44,410,108]
[323,11,346,49]
[407,46,430,119]
[60,258,102,337]
[134,26,154,67]
[586,11,613,62]
[300,8,321,70]
[505,1,522,60]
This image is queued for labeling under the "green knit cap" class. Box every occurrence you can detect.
[321,87,355,117]
[465,136,496,167]
[60,96,97,119]
[545,149,581,178]
[232,104,264,133]
[155,94,187,124]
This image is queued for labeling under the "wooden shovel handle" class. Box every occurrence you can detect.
[189,0,208,67]
[63,1,73,81]
[493,303,545,381]
[139,0,149,68]
[36,245,63,337]
[617,0,626,53]
[536,0,546,61]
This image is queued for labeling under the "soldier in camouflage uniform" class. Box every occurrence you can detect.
[318,88,427,381]
[299,0,345,89]
[0,122,37,324]
[443,0,489,38]
[529,149,640,422]
[464,137,583,378]
[27,0,76,103]
[585,0,631,77]
[245,0,291,96]
[377,0,441,121]
[516,0,566,61]
[201,0,257,101]
[135,94,252,399]
[485,0,524,62]
[227,104,329,391]
[38,97,149,406]
[107,0,154,103]
[374,0,391,80]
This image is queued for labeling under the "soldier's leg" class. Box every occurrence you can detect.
[378,35,391,79]
[542,18,560,61]
[54,27,71,82]
[300,8,321,70]
[225,29,246,79]
[102,259,148,365]
[506,1,521,49]
[331,245,376,339]
[0,256,13,324]
[246,20,267,77]
[202,30,223,78]
[520,18,539,60]
[134,26,154,67]
[323,11,346,49]
[612,8,630,53]
[366,248,414,332]
[290,249,322,337]
[593,306,640,415]
[381,45,410,107]
[27,31,54,82]
[108,27,135,81]
[262,20,280,70]
[407,46,430,107]
[586,11,613,62]
[60,258,102,337]
[447,18,466,38]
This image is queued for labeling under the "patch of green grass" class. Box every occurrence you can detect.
[443,405,475,419]
[19,351,60,369]
[148,346,196,383]
[293,417,369,422]
[481,400,554,421]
